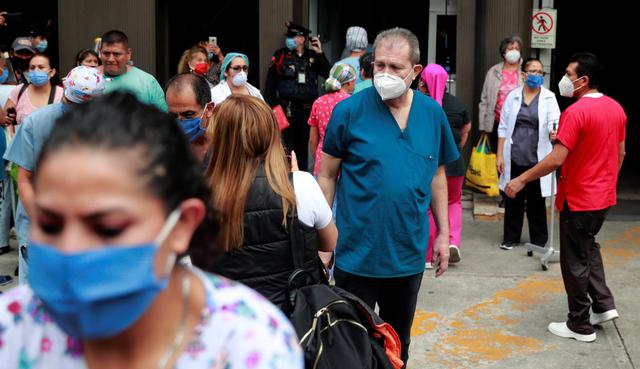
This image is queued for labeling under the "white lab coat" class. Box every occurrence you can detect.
[497,86,560,197]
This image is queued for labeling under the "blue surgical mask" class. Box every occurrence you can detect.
[28,209,182,339]
[27,70,50,87]
[208,52,214,61]
[177,106,207,142]
[285,37,297,51]
[525,74,544,88]
[36,40,48,53]
[0,68,9,84]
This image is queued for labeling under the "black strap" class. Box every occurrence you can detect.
[16,82,57,105]
[16,83,29,105]
[288,213,305,270]
[287,172,306,270]
[47,83,56,104]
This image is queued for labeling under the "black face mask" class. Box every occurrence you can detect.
[11,56,31,72]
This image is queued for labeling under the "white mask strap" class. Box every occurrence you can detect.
[155,208,182,276]
[155,208,182,247]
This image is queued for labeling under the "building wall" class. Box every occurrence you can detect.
[468,0,532,139]
[259,0,293,91]
[57,0,157,77]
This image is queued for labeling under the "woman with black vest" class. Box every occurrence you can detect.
[195,94,337,309]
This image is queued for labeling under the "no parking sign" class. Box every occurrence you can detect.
[531,8,557,49]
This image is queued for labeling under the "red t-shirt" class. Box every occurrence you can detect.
[555,94,626,211]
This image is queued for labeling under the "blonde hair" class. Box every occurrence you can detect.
[177,46,208,74]
[205,95,296,251]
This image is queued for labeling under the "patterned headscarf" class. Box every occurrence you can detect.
[420,63,448,107]
[345,26,368,52]
[325,63,357,92]
[63,66,105,104]
[219,53,249,81]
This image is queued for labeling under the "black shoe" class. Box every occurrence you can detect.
[0,246,10,255]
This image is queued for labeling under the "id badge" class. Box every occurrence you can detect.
[297,72,306,84]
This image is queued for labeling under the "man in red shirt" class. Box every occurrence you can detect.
[505,53,626,343]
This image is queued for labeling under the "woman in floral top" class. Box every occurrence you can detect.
[0,92,302,369]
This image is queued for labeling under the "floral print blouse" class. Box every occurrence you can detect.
[0,267,303,369]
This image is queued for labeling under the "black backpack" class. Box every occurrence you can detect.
[284,215,403,369]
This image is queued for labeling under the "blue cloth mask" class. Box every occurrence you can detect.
[0,68,8,84]
[27,70,50,87]
[525,74,544,89]
[285,37,297,51]
[28,209,182,339]
[36,40,48,53]
[208,52,214,61]
[177,106,207,142]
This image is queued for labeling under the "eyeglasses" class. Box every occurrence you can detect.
[229,65,249,72]
[524,70,545,76]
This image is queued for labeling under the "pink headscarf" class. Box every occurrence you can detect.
[420,64,448,107]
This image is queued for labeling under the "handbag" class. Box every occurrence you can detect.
[464,133,500,197]
[272,105,290,131]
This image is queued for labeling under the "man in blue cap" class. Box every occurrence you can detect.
[265,21,330,172]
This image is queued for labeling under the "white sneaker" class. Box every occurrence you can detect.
[590,309,619,326]
[424,262,433,270]
[500,242,516,250]
[449,245,461,263]
[547,322,596,342]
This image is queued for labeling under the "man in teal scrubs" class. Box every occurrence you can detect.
[99,30,167,112]
[318,27,459,367]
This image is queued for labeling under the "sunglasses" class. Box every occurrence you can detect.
[229,65,249,72]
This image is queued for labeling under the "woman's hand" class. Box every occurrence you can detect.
[3,111,15,126]
[319,251,334,273]
[496,155,504,175]
[289,150,299,171]
[549,129,557,143]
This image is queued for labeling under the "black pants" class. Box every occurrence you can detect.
[488,120,499,154]
[560,202,615,334]
[334,267,423,368]
[503,162,548,245]
[282,106,311,172]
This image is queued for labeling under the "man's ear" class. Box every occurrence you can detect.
[412,64,423,80]
[204,102,215,120]
[579,75,590,90]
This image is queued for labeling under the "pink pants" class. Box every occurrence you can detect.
[426,176,464,262]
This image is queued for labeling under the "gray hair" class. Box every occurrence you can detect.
[373,27,420,65]
[499,35,523,58]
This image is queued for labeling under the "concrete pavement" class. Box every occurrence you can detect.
[409,211,639,369]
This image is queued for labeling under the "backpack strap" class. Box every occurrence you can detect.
[287,172,306,270]
[16,83,29,105]
[47,83,57,104]
[16,83,56,105]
